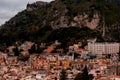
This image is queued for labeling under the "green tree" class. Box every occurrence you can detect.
[60,69,67,80]
[74,73,83,80]
[74,66,94,80]
[89,74,94,80]
[82,65,89,80]
[13,47,20,56]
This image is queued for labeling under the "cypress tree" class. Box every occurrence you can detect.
[60,69,67,80]
[82,65,89,80]
[74,65,94,80]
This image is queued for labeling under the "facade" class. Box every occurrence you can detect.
[88,42,119,55]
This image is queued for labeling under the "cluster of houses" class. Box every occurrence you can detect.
[0,39,120,80]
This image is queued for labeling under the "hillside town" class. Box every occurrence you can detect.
[0,39,120,80]
[0,0,120,80]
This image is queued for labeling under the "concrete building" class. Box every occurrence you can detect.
[88,42,119,55]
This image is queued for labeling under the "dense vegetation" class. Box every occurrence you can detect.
[0,26,102,48]
[0,0,119,49]
[47,27,103,43]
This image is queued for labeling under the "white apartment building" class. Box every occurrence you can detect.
[88,42,119,55]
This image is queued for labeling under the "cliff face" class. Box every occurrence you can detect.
[0,0,120,44]
[71,13,100,30]
[49,12,100,30]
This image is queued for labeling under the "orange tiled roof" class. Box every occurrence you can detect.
[110,75,120,80]
[46,44,55,53]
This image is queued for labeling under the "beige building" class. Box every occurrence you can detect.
[88,42,119,55]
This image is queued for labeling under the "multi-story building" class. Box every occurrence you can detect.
[88,42,119,55]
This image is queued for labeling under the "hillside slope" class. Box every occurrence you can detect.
[0,0,120,46]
